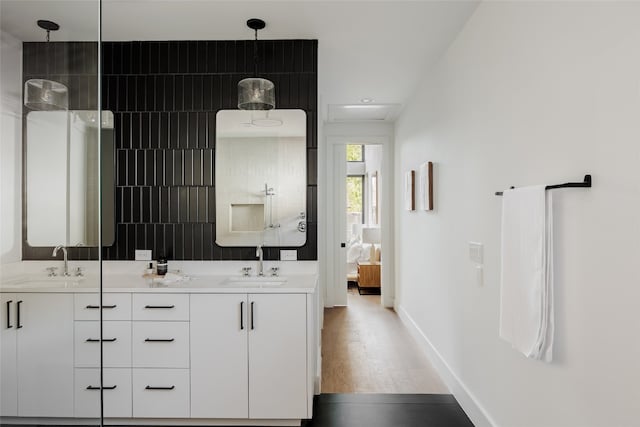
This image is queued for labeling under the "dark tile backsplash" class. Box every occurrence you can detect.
[22,40,318,261]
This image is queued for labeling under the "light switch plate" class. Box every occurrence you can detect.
[468,242,483,264]
[135,250,152,261]
[280,250,297,261]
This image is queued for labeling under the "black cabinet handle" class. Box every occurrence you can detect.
[16,301,22,329]
[144,338,175,342]
[6,300,12,329]
[145,385,175,390]
[240,301,244,330]
[85,338,117,343]
[87,385,117,390]
[144,305,175,309]
[85,305,117,309]
[250,301,255,330]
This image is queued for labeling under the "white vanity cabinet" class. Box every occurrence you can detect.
[0,293,75,417]
[190,294,249,418]
[190,293,308,420]
[248,293,307,419]
[131,293,190,418]
[0,293,18,417]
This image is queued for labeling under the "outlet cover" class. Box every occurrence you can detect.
[280,250,297,261]
[135,250,152,261]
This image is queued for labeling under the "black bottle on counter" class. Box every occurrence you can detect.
[157,255,168,276]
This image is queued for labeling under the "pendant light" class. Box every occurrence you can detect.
[238,18,275,111]
[24,20,69,111]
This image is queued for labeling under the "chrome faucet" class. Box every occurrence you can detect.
[256,244,264,276]
[52,245,70,277]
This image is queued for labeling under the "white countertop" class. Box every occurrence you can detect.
[0,273,318,294]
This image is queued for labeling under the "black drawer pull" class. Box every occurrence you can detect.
[85,338,117,343]
[144,305,175,309]
[145,385,175,390]
[85,305,117,309]
[16,301,22,329]
[240,301,244,330]
[144,338,175,342]
[87,385,117,390]
[6,300,12,329]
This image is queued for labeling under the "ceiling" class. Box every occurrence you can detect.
[0,0,479,121]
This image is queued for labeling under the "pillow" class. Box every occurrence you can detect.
[358,243,372,262]
[346,243,363,263]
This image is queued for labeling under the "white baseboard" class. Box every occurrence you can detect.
[397,305,498,427]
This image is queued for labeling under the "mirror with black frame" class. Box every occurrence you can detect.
[215,109,307,247]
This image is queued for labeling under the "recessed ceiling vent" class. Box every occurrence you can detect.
[327,104,401,122]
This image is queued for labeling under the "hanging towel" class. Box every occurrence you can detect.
[499,185,554,362]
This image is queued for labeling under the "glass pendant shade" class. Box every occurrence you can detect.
[238,77,275,110]
[24,78,69,111]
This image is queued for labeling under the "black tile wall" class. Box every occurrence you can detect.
[22,40,318,261]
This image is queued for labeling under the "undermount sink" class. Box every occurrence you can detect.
[2,278,85,289]
[225,276,287,287]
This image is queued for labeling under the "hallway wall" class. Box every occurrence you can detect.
[394,2,640,426]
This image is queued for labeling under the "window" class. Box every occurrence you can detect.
[346,144,364,162]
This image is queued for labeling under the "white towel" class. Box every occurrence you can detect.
[499,185,554,362]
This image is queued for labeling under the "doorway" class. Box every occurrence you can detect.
[325,136,393,308]
[345,144,382,296]
[322,138,447,394]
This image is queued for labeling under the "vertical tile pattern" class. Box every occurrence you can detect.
[23,40,318,261]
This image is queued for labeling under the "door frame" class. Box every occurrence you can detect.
[324,135,394,308]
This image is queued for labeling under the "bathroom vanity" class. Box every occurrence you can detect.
[0,271,319,426]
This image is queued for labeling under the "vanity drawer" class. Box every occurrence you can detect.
[74,368,132,418]
[132,322,189,368]
[132,294,189,321]
[75,293,131,321]
[74,321,132,368]
[132,369,190,418]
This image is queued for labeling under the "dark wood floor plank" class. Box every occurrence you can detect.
[307,393,475,427]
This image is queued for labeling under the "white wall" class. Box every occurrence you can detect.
[395,2,640,427]
[0,30,22,264]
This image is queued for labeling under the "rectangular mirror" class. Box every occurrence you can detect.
[26,110,115,247]
[215,109,307,247]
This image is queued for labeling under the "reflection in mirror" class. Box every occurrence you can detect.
[26,111,115,247]
[216,109,307,247]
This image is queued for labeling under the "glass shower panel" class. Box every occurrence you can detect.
[0,1,103,426]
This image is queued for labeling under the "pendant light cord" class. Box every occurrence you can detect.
[253,28,258,77]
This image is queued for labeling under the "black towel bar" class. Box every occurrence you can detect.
[495,174,592,196]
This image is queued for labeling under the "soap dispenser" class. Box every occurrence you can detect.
[157,255,168,276]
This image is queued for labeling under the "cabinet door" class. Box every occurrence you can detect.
[0,294,17,416]
[17,293,74,417]
[190,294,248,418]
[248,293,307,419]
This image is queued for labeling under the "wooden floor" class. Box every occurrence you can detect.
[321,286,448,393]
